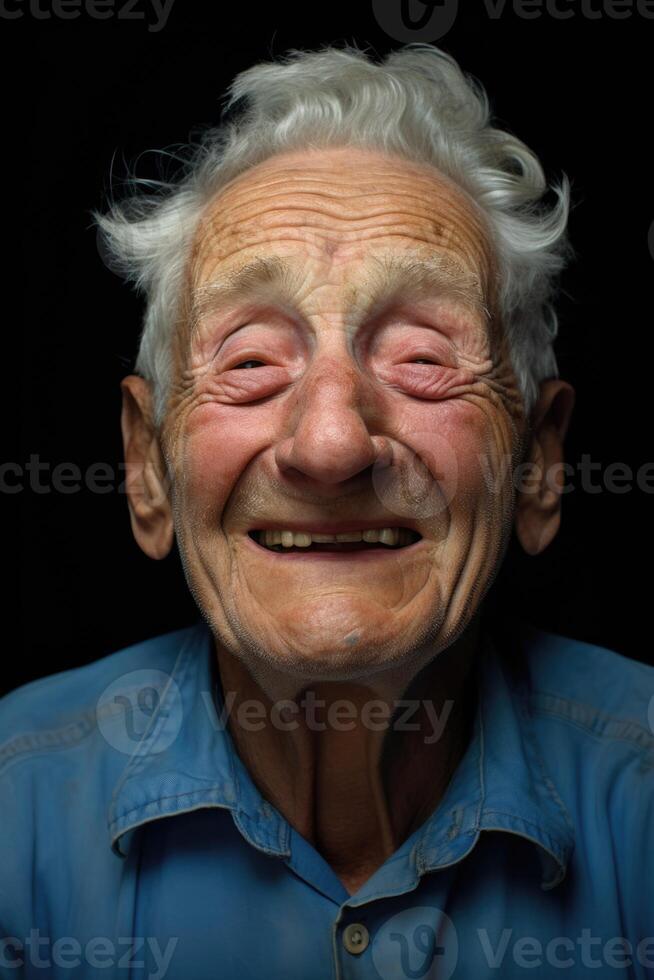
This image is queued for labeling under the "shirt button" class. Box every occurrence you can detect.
[342,923,370,955]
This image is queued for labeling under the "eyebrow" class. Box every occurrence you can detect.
[189,251,491,334]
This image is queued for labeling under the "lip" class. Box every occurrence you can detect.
[242,529,427,561]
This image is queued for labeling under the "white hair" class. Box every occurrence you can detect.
[93,42,572,426]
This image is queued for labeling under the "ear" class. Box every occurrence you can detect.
[514,378,576,556]
[120,375,174,560]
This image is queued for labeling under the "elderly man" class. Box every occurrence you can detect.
[2,42,653,980]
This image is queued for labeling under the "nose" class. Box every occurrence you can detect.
[274,356,384,488]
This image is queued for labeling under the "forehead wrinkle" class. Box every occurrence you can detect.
[189,248,491,340]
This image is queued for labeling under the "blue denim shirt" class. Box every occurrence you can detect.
[1,618,653,979]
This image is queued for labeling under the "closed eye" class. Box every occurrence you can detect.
[232,359,267,369]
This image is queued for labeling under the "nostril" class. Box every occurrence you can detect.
[273,423,379,487]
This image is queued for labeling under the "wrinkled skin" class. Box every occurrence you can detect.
[121,147,575,891]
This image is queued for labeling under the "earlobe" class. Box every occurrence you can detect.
[514,378,576,557]
[120,375,174,560]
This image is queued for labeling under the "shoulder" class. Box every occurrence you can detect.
[0,621,205,774]
[503,618,654,751]
[496,618,654,929]
[0,621,209,932]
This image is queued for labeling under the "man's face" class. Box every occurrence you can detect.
[160,147,525,678]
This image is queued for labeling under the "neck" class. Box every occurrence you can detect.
[214,617,482,895]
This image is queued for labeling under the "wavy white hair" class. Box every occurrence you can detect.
[93,42,572,426]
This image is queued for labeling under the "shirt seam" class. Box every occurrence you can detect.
[0,712,100,774]
[530,692,654,755]
[0,628,202,775]
[109,787,239,828]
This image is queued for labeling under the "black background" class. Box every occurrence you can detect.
[7,0,654,697]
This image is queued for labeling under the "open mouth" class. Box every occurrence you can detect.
[248,527,422,553]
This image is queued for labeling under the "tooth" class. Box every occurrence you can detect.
[258,527,414,549]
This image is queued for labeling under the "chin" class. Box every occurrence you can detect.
[234,611,441,683]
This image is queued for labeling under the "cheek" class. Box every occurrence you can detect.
[173,404,267,516]
[406,400,512,515]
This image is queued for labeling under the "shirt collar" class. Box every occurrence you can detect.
[108,620,290,859]
[415,619,575,890]
[108,617,574,890]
